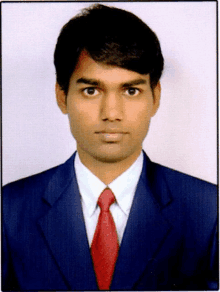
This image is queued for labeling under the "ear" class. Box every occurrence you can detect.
[151,81,161,116]
[55,82,68,114]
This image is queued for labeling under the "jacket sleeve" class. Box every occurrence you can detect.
[205,221,218,290]
[2,221,20,290]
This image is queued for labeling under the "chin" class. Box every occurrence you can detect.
[91,146,134,164]
[80,142,141,164]
[93,154,125,163]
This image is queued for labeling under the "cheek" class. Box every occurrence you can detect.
[67,100,99,136]
[68,99,99,122]
[126,102,153,126]
[125,102,154,143]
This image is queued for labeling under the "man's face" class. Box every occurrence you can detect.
[56,51,160,163]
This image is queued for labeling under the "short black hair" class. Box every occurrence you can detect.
[54,4,164,95]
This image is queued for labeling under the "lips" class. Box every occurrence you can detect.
[95,128,128,134]
[95,131,127,142]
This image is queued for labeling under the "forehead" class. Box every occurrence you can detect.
[70,50,150,86]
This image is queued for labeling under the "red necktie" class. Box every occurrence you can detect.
[91,188,119,290]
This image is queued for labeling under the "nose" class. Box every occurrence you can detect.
[101,92,123,121]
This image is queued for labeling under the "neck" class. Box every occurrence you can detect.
[77,148,142,185]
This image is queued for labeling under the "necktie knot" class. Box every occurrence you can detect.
[98,188,115,212]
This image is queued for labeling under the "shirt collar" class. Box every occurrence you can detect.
[74,151,144,217]
[109,152,143,215]
[74,153,106,217]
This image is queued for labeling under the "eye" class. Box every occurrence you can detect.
[82,87,99,97]
[124,88,140,97]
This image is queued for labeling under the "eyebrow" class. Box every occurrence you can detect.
[76,77,147,87]
[76,78,100,86]
[122,79,147,87]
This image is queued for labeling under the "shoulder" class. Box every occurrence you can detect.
[143,151,217,216]
[143,150,217,194]
[148,160,217,222]
[155,162,217,195]
[3,163,60,202]
[3,153,76,216]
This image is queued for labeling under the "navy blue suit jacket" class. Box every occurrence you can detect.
[3,152,218,290]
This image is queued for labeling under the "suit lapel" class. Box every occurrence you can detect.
[38,153,97,290]
[111,153,173,290]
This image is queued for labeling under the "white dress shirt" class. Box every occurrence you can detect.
[74,151,144,246]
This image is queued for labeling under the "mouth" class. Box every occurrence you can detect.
[95,131,127,142]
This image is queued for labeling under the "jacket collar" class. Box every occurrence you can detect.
[143,151,172,208]
[41,153,76,206]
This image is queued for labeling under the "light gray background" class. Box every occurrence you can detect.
[2,2,217,185]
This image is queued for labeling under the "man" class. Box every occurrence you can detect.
[2,4,217,291]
